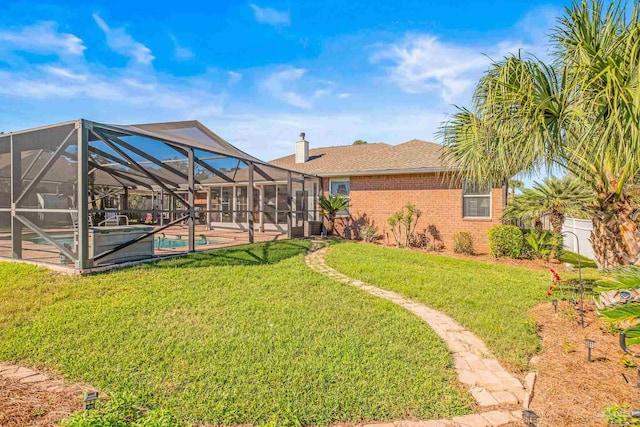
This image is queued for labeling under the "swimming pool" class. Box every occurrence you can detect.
[155,236,230,249]
[28,234,230,250]
[29,235,75,247]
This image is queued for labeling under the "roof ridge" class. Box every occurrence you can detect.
[309,142,390,150]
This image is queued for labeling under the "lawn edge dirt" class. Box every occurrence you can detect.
[0,363,94,427]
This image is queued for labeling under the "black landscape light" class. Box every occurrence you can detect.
[84,391,98,410]
[522,409,539,426]
[585,338,596,362]
[552,299,558,312]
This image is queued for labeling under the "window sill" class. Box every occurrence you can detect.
[462,217,493,222]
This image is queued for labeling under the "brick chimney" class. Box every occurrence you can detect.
[295,132,309,163]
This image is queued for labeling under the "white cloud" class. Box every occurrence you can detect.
[208,109,446,161]
[370,6,557,103]
[175,46,194,61]
[337,93,351,99]
[249,4,290,26]
[261,68,313,109]
[0,21,86,56]
[93,13,154,64]
[169,33,194,61]
[0,66,224,118]
[261,68,333,109]
[371,34,526,102]
[41,66,88,81]
[228,71,242,85]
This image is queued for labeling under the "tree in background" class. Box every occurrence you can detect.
[353,140,368,145]
[441,1,640,268]
[508,179,524,199]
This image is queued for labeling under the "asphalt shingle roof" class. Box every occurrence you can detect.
[269,139,449,175]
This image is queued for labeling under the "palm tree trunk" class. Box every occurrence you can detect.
[550,212,563,235]
[326,215,335,235]
[592,196,640,268]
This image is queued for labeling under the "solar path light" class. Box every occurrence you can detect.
[585,338,595,362]
[522,409,539,426]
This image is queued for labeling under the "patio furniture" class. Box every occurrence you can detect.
[99,209,129,226]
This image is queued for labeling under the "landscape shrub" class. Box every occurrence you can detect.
[488,225,524,258]
[453,232,474,255]
[387,203,422,247]
[359,224,379,242]
[408,231,429,248]
[426,239,444,252]
[523,229,553,259]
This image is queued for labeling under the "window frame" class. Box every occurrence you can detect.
[462,181,492,219]
[329,178,350,217]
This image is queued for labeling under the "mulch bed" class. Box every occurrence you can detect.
[0,375,84,427]
[530,300,639,426]
[434,249,561,271]
[364,241,568,272]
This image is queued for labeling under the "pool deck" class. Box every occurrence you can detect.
[0,224,286,272]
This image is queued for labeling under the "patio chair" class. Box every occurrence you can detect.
[70,212,94,228]
[98,209,129,226]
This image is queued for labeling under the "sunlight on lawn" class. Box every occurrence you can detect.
[325,242,553,371]
[0,240,472,426]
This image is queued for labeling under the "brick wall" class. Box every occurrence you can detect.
[322,173,504,253]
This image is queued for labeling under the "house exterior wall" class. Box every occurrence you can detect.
[322,173,504,253]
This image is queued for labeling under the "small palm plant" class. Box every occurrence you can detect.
[318,194,349,235]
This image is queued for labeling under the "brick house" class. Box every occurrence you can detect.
[270,134,507,253]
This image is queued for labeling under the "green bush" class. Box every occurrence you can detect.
[523,229,553,259]
[488,225,524,258]
[522,229,564,260]
[453,232,474,255]
[62,392,184,427]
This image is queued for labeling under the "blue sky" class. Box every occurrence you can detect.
[0,0,567,163]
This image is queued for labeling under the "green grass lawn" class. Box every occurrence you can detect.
[324,243,555,371]
[0,240,472,426]
[560,250,598,270]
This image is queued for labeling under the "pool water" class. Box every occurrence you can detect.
[155,237,228,249]
[28,235,228,250]
[29,235,75,247]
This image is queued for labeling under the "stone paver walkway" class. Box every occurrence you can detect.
[0,363,93,394]
[306,242,529,427]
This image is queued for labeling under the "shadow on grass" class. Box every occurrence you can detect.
[560,250,598,269]
[139,240,312,269]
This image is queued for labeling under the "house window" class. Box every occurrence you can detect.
[463,181,491,218]
[329,179,350,215]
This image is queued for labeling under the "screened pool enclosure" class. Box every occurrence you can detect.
[0,119,322,272]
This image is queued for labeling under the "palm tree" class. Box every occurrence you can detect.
[318,194,349,235]
[441,0,640,268]
[508,179,524,199]
[503,177,593,233]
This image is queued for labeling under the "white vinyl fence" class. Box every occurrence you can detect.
[562,217,595,260]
